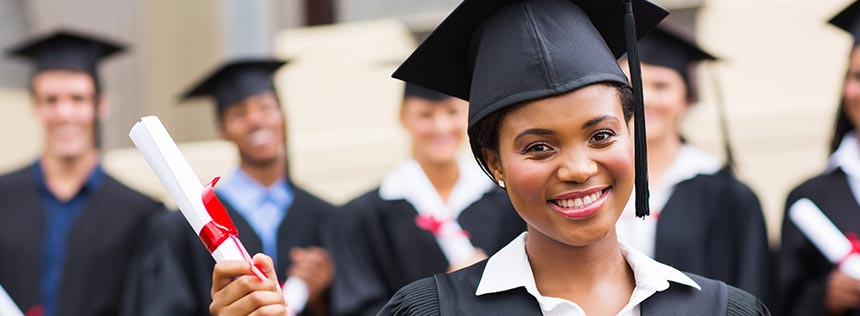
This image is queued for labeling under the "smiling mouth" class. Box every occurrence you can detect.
[548,187,610,220]
[549,188,609,209]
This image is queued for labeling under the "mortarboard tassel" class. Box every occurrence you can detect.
[623,0,651,218]
[707,64,736,173]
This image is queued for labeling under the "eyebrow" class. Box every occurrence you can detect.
[582,115,619,129]
[514,128,554,142]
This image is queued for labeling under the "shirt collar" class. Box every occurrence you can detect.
[31,160,105,199]
[217,168,292,210]
[660,145,721,189]
[476,232,700,298]
[378,158,493,219]
[829,132,860,177]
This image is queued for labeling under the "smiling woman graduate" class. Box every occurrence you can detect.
[375,0,770,314]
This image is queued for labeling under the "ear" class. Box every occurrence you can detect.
[481,147,504,182]
[97,94,112,119]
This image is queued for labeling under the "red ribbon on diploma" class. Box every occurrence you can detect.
[839,232,860,265]
[415,214,470,238]
[199,177,268,280]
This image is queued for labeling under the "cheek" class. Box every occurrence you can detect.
[601,140,636,191]
[502,154,554,202]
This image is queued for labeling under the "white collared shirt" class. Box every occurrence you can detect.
[615,145,722,258]
[828,133,860,207]
[476,232,701,316]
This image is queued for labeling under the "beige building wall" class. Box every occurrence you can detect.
[0,0,855,246]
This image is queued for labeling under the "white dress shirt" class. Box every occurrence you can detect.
[615,145,722,258]
[475,232,701,316]
[828,133,860,207]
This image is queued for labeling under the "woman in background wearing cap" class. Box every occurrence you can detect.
[206,0,770,315]
[778,1,860,315]
[615,25,771,303]
[325,83,525,316]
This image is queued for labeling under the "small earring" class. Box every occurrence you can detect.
[497,179,505,188]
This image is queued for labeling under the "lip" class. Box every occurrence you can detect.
[547,187,610,220]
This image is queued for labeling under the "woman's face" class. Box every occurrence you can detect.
[484,84,635,247]
[639,63,689,144]
[843,47,860,130]
[400,96,469,164]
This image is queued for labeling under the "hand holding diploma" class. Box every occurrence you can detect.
[211,254,288,316]
[788,198,860,278]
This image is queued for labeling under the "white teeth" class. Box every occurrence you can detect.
[554,190,606,209]
[248,130,274,146]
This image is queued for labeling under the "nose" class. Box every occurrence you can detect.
[431,113,453,133]
[556,148,598,184]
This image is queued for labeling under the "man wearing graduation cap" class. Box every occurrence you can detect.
[0,30,165,316]
[134,58,335,316]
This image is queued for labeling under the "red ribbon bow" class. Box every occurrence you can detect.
[25,305,43,316]
[841,232,860,265]
[415,214,470,238]
[199,177,268,280]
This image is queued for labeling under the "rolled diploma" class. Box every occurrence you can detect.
[283,277,309,315]
[436,221,477,265]
[0,283,23,316]
[789,198,860,279]
[129,117,248,266]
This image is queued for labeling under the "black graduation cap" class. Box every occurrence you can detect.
[404,82,453,101]
[7,30,125,81]
[393,0,668,217]
[830,0,860,44]
[637,25,735,169]
[638,26,717,91]
[181,59,288,111]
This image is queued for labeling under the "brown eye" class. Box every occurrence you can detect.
[590,130,616,144]
[524,143,552,153]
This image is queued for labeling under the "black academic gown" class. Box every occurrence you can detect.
[378,260,770,316]
[0,165,165,316]
[653,169,771,304]
[127,185,335,316]
[777,168,860,316]
[328,188,525,316]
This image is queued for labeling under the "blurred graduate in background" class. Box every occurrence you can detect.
[778,1,860,315]
[325,82,525,316]
[126,59,336,316]
[0,30,165,316]
[615,23,771,303]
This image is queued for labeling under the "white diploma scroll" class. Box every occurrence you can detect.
[415,215,477,265]
[0,283,23,316]
[789,198,860,279]
[130,116,308,311]
[129,116,251,266]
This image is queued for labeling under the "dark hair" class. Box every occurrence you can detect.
[469,82,635,180]
[830,98,854,154]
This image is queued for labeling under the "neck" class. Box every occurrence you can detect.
[526,228,634,305]
[646,133,683,186]
[414,155,460,203]
[40,149,100,201]
[239,155,286,188]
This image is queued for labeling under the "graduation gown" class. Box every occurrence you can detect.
[328,187,525,316]
[652,170,771,304]
[0,165,165,316]
[127,186,335,316]
[777,168,860,316]
[379,260,770,316]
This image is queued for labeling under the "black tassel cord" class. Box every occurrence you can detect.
[623,0,651,218]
